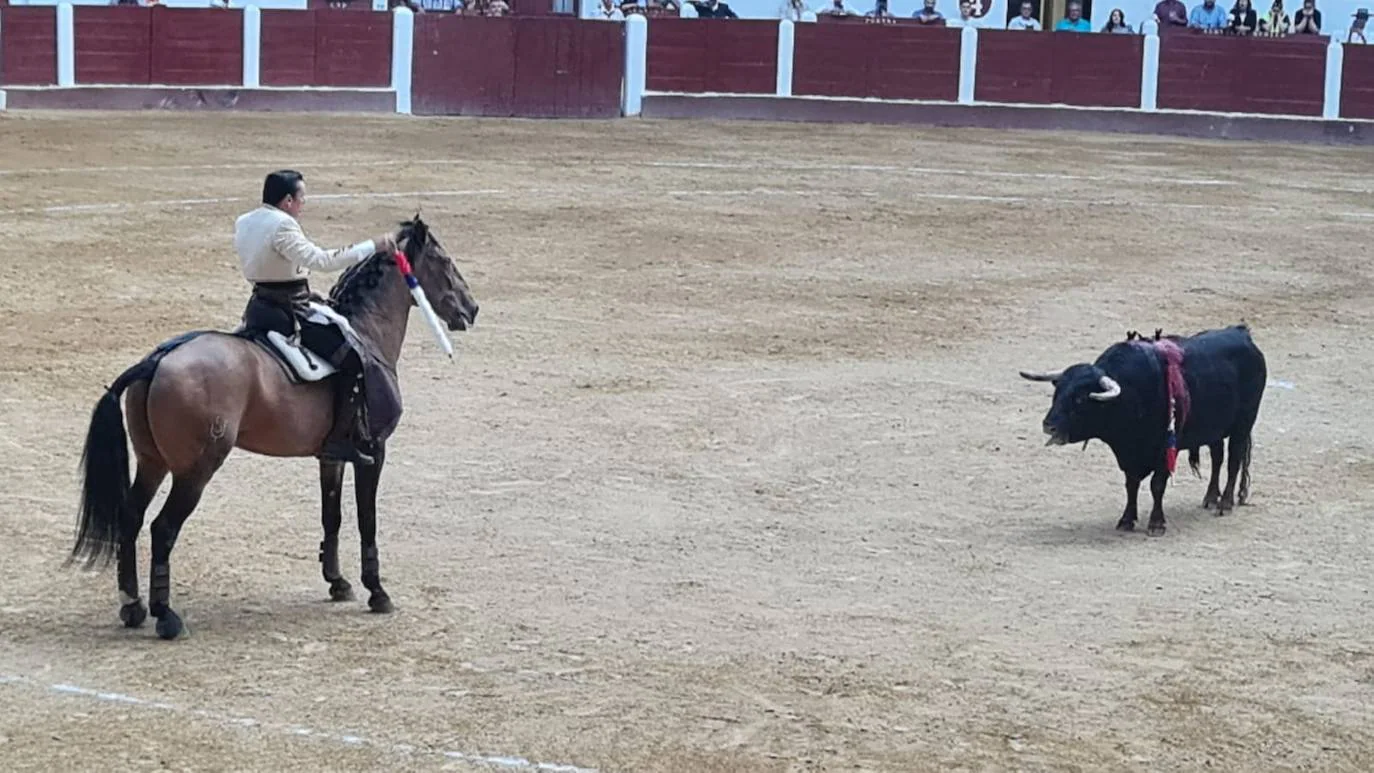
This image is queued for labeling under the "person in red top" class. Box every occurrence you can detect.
[1153,0,1190,28]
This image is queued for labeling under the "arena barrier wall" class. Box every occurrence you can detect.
[1,7,1371,143]
[1340,43,1374,121]
[411,16,623,118]
[645,18,777,95]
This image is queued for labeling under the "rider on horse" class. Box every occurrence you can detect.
[234,169,396,467]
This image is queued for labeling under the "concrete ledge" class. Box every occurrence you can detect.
[641,94,1374,146]
[3,87,396,113]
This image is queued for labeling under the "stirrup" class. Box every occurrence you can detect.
[317,441,375,467]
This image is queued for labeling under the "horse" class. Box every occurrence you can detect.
[69,216,478,640]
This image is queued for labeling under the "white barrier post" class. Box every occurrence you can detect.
[1323,36,1344,120]
[243,5,261,89]
[957,25,977,105]
[57,3,75,87]
[391,7,415,115]
[0,90,7,112]
[776,19,794,97]
[1140,20,1160,112]
[623,14,648,116]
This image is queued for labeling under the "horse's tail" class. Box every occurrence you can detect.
[69,360,158,568]
[70,331,209,569]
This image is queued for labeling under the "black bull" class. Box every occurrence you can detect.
[1020,325,1267,536]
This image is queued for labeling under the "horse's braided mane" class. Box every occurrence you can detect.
[328,221,418,316]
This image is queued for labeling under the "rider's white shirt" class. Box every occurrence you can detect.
[234,204,375,283]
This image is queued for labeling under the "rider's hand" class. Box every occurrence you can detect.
[375,233,398,255]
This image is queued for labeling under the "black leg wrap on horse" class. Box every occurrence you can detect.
[362,546,380,590]
[150,564,171,615]
[319,538,342,581]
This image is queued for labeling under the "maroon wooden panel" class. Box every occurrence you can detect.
[261,10,317,87]
[0,6,57,86]
[975,30,1142,108]
[412,16,517,116]
[150,8,243,86]
[793,23,959,102]
[1340,44,1374,120]
[74,6,152,85]
[412,17,622,118]
[1158,34,1326,116]
[314,11,391,87]
[511,18,623,118]
[646,19,776,95]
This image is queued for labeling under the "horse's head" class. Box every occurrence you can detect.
[399,216,479,332]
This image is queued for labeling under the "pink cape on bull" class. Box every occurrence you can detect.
[1131,337,1189,474]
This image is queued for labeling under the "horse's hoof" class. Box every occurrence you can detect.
[1116,519,1135,532]
[1148,523,1167,537]
[119,601,147,629]
[368,593,393,614]
[155,610,185,640]
[329,580,355,603]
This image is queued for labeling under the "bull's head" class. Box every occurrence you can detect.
[1019,365,1122,446]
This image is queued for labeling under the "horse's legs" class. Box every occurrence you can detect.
[319,460,354,602]
[148,476,208,640]
[117,459,166,629]
[355,443,392,614]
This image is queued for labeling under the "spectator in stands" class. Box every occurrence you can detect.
[1189,0,1228,29]
[1101,7,1135,30]
[620,0,644,14]
[914,0,946,23]
[1154,0,1191,30]
[488,0,509,13]
[418,0,462,11]
[648,0,682,14]
[1291,0,1321,32]
[1008,0,1042,27]
[819,0,861,13]
[1055,0,1092,28]
[1352,8,1369,42]
[867,0,896,16]
[780,0,808,18]
[947,0,984,26]
[593,0,626,17]
[1228,0,1258,32]
[1259,0,1291,32]
[689,0,738,15]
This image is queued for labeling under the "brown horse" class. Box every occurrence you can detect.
[70,216,477,640]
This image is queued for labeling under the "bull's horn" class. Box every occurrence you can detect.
[1019,368,1064,382]
[1090,375,1122,401]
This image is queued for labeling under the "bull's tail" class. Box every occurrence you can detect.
[69,331,209,569]
[1239,435,1254,504]
[1187,447,1202,478]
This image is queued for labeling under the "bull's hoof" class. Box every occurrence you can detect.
[328,579,355,603]
[119,600,147,629]
[1147,522,1167,537]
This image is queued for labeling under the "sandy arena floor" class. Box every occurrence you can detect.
[0,111,1372,772]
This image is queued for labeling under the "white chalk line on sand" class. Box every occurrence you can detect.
[3,156,1372,196]
[0,673,596,773]
[1,186,1371,221]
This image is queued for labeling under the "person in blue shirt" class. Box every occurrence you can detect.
[1055,1,1093,29]
[1189,0,1230,28]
